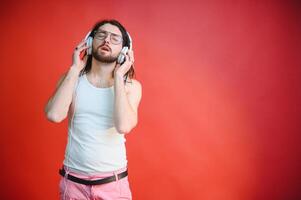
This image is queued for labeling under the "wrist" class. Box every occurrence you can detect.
[114,72,124,80]
[114,74,125,85]
[69,65,81,75]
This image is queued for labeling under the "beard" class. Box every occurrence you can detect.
[92,45,118,63]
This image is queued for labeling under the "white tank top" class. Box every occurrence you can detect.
[63,73,127,174]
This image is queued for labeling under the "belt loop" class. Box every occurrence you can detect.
[113,171,118,182]
[64,166,69,178]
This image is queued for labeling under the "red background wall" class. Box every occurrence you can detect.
[0,0,300,199]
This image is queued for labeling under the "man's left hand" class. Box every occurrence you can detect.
[114,49,134,78]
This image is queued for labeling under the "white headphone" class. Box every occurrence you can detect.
[84,30,133,64]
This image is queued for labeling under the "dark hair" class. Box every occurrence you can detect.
[79,19,135,83]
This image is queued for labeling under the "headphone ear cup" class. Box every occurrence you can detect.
[86,36,93,55]
[117,47,128,64]
[116,32,133,64]
[117,54,125,64]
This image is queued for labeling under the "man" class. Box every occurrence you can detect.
[45,19,142,200]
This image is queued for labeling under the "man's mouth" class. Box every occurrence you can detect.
[100,45,111,52]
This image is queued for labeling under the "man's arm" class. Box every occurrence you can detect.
[45,39,88,123]
[114,75,142,134]
[44,66,81,123]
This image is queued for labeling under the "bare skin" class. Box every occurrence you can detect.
[45,23,142,134]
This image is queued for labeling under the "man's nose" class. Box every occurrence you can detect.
[104,34,111,43]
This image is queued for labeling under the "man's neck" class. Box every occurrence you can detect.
[88,58,116,82]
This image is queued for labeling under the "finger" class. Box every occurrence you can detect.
[131,49,134,57]
[128,50,134,62]
[75,40,88,51]
[125,55,133,67]
[127,53,134,64]
[77,39,88,48]
[75,45,89,53]
[125,54,130,63]
[119,55,130,68]
[125,50,131,60]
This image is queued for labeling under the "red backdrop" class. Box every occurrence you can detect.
[0,0,300,199]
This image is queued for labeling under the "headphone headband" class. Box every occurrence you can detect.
[127,31,133,50]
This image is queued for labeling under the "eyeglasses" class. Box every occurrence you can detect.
[93,30,123,45]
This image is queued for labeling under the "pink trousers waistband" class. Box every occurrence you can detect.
[62,165,128,180]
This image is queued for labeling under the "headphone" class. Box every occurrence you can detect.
[84,30,133,65]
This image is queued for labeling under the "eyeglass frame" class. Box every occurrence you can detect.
[93,30,123,45]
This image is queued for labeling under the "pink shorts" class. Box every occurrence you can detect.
[59,166,132,200]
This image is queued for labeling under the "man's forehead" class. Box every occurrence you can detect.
[97,24,121,35]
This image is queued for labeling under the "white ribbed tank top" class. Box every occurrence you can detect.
[63,73,127,174]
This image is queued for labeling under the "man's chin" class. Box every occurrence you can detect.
[92,53,117,63]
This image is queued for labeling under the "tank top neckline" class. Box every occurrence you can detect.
[83,74,114,90]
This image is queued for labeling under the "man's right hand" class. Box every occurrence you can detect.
[71,40,89,72]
